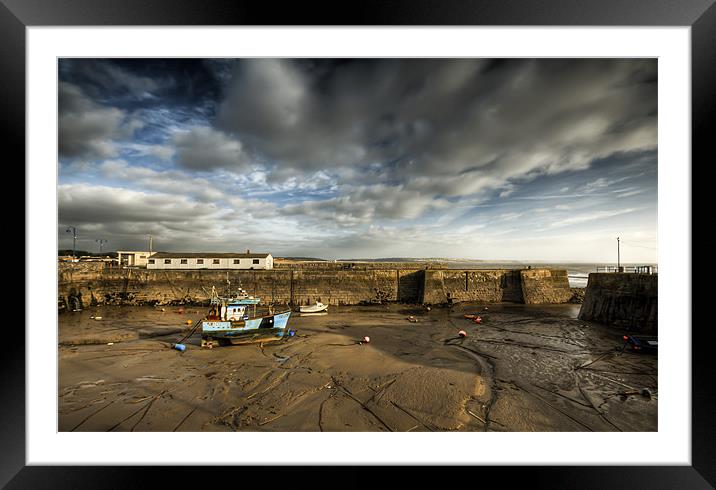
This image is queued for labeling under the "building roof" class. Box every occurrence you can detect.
[150,252,271,259]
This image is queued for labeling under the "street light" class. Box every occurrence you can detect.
[95,238,108,254]
[66,226,77,259]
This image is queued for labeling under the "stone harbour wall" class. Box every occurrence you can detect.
[520,268,574,304]
[578,273,658,333]
[58,262,574,309]
[421,269,524,304]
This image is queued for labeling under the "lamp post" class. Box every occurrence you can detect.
[147,234,153,255]
[617,236,621,272]
[95,238,108,254]
[66,226,77,259]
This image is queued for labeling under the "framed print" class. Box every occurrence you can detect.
[5,0,714,487]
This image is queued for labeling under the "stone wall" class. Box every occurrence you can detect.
[520,268,573,304]
[58,262,422,308]
[58,262,573,309]
[420,269,524,304]
[578,273,658,333]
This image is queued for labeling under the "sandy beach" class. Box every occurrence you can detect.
[58,303,657,432]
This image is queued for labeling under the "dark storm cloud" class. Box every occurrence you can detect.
[172,126,247,170]
[58,82,142,159]
[59,59,161,100]
[59,59,222,110]
[215,59,657,193]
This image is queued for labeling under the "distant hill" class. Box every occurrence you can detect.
[276,257,327,262]
[337,257,472,262]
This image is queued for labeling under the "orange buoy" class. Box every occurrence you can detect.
[185,319,193,325]
[458,330,467,338]
[474,316,482,324]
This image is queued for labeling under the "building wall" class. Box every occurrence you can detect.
[147,256,272,270]
[117,251,150,267]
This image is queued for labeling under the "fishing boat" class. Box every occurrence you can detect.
[299,301,328,313]
[201,284,291,347]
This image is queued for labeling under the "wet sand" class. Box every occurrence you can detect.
[58,303,657,432]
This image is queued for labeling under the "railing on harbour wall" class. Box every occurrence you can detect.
[595,265,658,274]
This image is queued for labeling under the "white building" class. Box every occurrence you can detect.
[117,250,151,267]
[147,252,274,270]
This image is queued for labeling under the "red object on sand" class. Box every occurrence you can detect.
[363,336,370,343]
[474,317,482,324]
[458,330,467,338]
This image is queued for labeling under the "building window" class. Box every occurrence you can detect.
[233,259,241,264]
[164,259,171,264]
[253,259,260,264]
[197,259,204,264]
[213,259,220,264]
[140,256,146,259]
[181,259,188,264]
[148,259,155,264]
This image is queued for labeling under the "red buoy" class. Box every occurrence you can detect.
[458,330,467,338]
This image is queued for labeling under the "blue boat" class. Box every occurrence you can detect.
[201,285,291,347]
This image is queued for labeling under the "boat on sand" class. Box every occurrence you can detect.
[299,301,328,313]
[201,285,291,347]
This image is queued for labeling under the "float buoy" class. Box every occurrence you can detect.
[458,330,467,338]
[362,336,370,344]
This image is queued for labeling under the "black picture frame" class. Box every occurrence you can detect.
[5,0,713,487]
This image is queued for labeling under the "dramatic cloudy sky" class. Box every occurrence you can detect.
[58,58,657,262]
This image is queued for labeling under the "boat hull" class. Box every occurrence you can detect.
[201,311,291,344]
[299,304,328,313]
